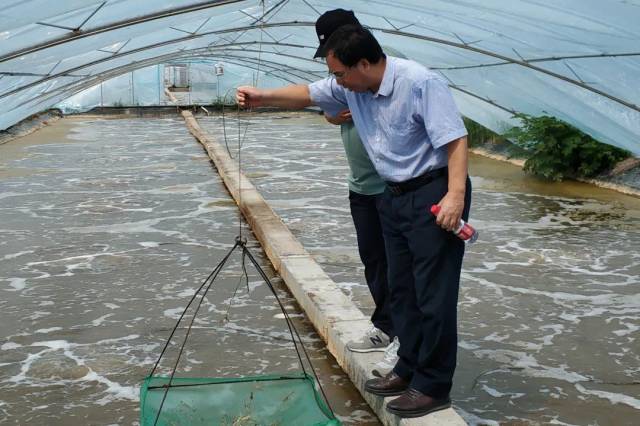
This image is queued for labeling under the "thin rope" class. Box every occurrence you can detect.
[151,241,239,426]
[221,86,249,158]
[238,99,243,239]
[243,245,335,415]
[222,248,250,323]
[238,0,264,240]
[148,240,239,378]
[254,0,265,88]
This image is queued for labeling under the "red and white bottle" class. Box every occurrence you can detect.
[430,205,478,244]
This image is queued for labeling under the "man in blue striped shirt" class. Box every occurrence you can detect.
[237,24,472,418]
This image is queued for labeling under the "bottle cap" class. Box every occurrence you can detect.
[430,205,440,215]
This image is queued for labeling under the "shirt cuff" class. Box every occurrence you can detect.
[308,80,324,105]
[431,128,468,150]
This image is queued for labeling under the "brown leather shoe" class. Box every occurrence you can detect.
[386,388,451,418]
[364,371,409,396]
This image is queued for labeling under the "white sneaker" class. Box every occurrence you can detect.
[372,336,399,377]
[346,327,391,353]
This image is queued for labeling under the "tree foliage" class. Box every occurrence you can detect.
[506,113,630,181]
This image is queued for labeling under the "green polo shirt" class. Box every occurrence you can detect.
[341,121,386,195]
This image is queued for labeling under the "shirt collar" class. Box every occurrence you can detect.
[373,56,395,98]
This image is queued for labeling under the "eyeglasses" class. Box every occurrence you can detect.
[328,67,351,80]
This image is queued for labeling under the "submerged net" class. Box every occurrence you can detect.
[140,374,340,426]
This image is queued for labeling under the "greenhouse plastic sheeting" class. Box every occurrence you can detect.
[140,374,340,426]
[1,0,639,154]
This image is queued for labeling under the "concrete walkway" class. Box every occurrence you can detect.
[178,107,467,426]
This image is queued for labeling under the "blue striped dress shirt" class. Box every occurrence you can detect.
[309,56,467,183]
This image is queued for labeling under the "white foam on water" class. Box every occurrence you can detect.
[458,340,481,350]
[63,217,182,237]
[8,349,47,383]
[163,307,183,320]
[469,274,638,308]
[481,384,525,399]
[4,335,144,406]
[177,289,195,298]
[558,312,581,323]
[334,280,366,292]
[611,320,639,337]
[122,208,153,213]
[26,250,134,267]
[65,261,91,273]
[94,334,140,345]
[139,241,160,248]
[3,250,34,260]
[457,407,500,426]
[0,191,24,201]
[482,384,506,397]
[91,314,114,327]
[34,327,63,334]
[548,417,581,425]
[61,345,139,404]
[484,332,510,343]
[575,383,640,410]
[272,313,304,319]
[474,349,590,383]
[5,277,27,291]
[83,370,139,405]
[538,324,565,346]
[26,311,51,321]
[1,342,22,350]
[31,340,72,350]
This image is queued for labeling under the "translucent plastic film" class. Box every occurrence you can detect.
[1,0,638,154]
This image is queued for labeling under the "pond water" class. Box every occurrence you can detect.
[0,117,378,425]
[2,111,639,425]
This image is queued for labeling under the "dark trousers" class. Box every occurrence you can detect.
[349,190,394,338]
[378,175,471,398]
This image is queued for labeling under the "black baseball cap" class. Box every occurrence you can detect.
[314,9,361,58]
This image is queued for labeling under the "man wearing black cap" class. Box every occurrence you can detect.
[313,9,397,358]
[313,9,357,58]
[237,21,471,419]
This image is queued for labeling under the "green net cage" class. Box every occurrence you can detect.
[140,374,340,426]
[139,241,341,426]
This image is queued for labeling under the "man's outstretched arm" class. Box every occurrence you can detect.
[236,84,313,109]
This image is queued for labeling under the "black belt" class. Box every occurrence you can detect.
[386,167,447,196]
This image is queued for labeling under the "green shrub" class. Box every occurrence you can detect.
[506,113,630,181]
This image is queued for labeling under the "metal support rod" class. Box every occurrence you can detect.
[1,20,638,111]
[0,0,245,64]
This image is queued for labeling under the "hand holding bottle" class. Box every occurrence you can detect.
[430,205,478,243]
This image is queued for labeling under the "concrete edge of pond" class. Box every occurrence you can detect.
[178,109,468,426]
